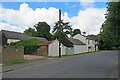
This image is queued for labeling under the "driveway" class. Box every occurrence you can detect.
[3,50,118,78]
[24,55,44,60]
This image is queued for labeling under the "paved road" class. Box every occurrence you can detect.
[3,51,118,78]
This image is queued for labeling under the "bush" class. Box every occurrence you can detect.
[13,39,44,54]
[9,42,15,46]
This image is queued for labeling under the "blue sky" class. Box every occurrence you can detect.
[0,2,107,34]
[1,2,107,18]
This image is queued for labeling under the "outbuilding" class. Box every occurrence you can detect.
[37,39,59,56]
[61,38,74,55]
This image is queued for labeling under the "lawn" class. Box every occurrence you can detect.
[3,59,29,65]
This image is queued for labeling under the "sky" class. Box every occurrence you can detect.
[0,2,107,35]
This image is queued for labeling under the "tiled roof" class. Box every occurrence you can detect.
[86,36,98,41]
[61,38,74,47]
[40,40,54,46]
[30,37,47,41]
[68,38,86,45]
[1,30,47,41]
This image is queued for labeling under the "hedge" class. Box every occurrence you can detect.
[13,38,44,54]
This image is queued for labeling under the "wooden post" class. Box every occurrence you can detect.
[59,9,61,58]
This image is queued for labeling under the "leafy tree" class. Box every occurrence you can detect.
[72,29,81,37]
[14,39,44,54]
[52,20,73,36]
[24,28,36,36]
[52,31,68,40]
[98,2,120,50]
[24,22,52,41]
[34,22,51,39]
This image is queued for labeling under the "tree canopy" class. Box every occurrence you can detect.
[98,2,120,50]
[52,20,73,36]
[24,28,36,36]
[24,22,52,41]
[71,29,81,37]
[52,31,68,40]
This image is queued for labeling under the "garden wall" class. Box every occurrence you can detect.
[2,46,24,61]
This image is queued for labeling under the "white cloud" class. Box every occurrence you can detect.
[0,3,106,35]
[80,0,95,9]
[63,7,107,34]
[0,22,28,32]
[0,3,59,27]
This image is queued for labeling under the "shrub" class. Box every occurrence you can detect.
[9,42,15,46]
[14,38,44,54]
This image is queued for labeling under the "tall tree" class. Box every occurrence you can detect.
[52,20,73,36]
[52,31,68,40]
[34,22,52,41]
[71,29,81,37]
[98,2,120,49]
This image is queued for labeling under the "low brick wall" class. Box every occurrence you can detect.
[37,46,48,56]
[2,46,24,61]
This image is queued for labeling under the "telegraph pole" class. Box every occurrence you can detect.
[59,9,61,58]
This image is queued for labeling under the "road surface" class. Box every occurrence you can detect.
[3,50,118,78]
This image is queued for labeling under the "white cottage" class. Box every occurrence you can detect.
[73,34,98,52]
[61,37,87,55]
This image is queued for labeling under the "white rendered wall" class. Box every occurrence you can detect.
[74,45,87,54]
[48,40,59,56]
[7,39,20,44]
[61,44,66,55]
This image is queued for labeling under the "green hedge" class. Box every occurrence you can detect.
[13,38,44,54]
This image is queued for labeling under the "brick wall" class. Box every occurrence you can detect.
[2,46,24,61]
[37,46,48,56]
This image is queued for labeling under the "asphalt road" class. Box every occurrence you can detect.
[3,51,118,78]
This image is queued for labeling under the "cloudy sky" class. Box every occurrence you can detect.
[0,2,107,35]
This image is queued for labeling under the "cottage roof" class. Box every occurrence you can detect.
[68,38,86,45]
[86,36,98,41]
[1,30,47,41]
[61,38,74,47]
[30,37,47,41]
[40,40,54,46]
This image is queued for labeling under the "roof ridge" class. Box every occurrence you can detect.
[1,30,24,34]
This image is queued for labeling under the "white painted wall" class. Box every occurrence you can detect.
[66,47,74,55]
[73,34,86,44]
[61,44,66,55]
[74,45,87,54]
[86,39,96,52]
[48,40,59,56]
[7,39,20,44]
[73,34,98,52]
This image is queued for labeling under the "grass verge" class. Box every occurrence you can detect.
[3,59,29,65]
[48,51,99,59]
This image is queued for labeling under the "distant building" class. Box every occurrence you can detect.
[1,30,47,45]
[73,34,98,52]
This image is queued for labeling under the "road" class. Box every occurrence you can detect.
[3,51,118,78]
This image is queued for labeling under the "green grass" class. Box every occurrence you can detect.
[74,51,96,55]
[3,59,29,65]
[48,51,99,59]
